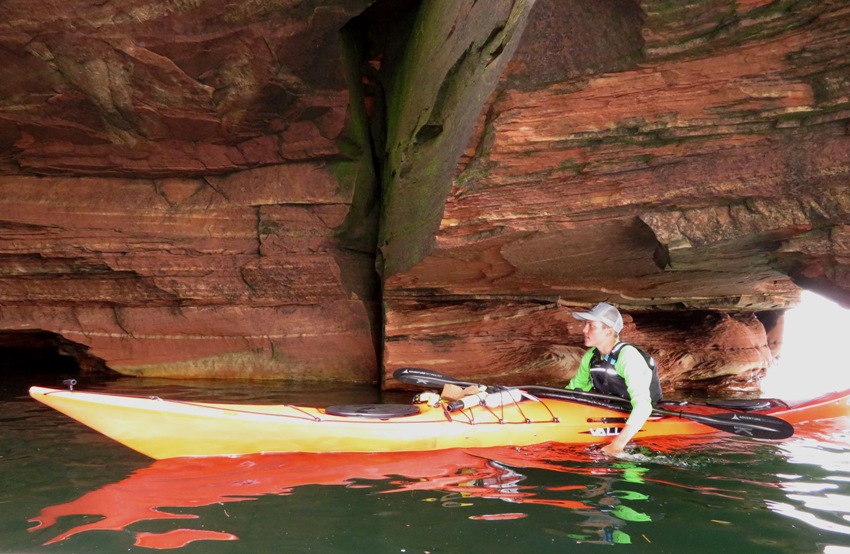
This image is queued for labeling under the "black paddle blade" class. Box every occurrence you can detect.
[393,367,476,389]
[672,410,795,440]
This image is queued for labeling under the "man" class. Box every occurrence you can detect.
[567,302,662,456]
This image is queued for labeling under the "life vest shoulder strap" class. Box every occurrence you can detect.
[608,342,657,370]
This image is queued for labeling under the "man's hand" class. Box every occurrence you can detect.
[601,443,623,456]
[601,437,628,456]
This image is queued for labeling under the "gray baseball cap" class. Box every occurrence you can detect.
[572,302,623,333]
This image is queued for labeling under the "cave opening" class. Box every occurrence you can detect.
[0,330,111,396]
[762,290,850,400]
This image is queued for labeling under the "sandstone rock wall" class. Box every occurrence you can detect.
[0,0,387,381]
[380,0,850,390]
[0,166,380,380]
[1,0,849,390]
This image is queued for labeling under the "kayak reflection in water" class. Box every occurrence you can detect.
[28,447,655,549]
[565,302,663,456]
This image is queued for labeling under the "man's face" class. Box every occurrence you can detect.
[582,320,613,348]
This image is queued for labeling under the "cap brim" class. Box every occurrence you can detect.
[572,312,598,322]
[573,311,620,332]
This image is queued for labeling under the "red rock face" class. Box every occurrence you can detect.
[0,168,380,380]
[380,0,850,390]
[0,0,386,381]
[1,0,848,390]
[0,0,368,175]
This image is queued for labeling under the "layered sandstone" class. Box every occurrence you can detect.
[381,0,850,391]
[1,0,849,392]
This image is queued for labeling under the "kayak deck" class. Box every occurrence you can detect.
[29,386,850,460]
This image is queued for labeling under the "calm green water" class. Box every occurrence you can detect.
[2,374,850,554]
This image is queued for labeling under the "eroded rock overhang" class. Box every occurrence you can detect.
[0,0,848,392]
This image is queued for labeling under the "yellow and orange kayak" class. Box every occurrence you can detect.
[29,386,850,460]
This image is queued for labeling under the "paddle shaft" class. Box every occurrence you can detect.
[521,385,793,436]
[393,367,794,439]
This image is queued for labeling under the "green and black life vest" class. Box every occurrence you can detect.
[588,342,662,404]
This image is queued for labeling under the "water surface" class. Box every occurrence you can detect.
[2,375,850,553]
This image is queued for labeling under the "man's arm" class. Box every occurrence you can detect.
[601,346,654,455]
[566,349,594,391]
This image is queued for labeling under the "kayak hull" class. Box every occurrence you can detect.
[29,386,850,459]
